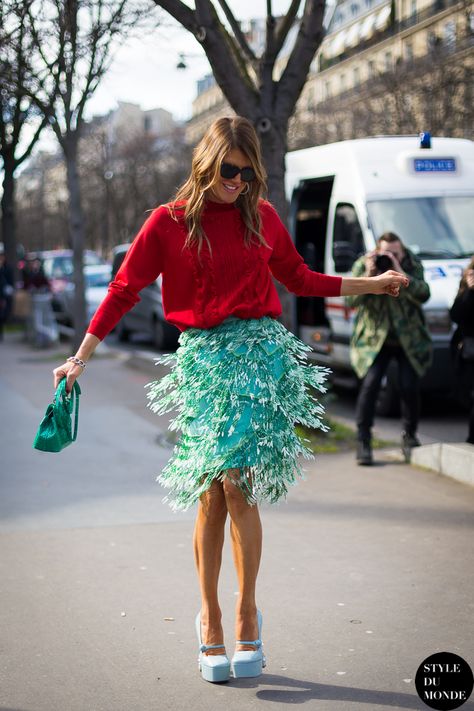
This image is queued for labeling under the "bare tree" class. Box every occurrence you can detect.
[154,1,326,328]
[26,0,156,350]
[155,0,326,217]
[79,123,191,254]
[0,0,54,278]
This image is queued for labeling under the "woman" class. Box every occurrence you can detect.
[450,256,474,445]
[53,117,408,683]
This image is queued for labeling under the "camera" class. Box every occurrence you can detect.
[375,254,393,273]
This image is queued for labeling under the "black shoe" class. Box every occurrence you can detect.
[356,440,373,466]
[401,432,421,462]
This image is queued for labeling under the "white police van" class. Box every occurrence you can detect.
[285,134,474,410]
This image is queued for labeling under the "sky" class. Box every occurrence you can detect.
[85,1,297,123]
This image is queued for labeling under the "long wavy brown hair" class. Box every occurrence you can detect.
[457,255,474,294]
[170,116,269,257]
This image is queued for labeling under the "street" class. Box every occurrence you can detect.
[0,331,473,711]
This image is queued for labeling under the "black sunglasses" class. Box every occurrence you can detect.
[220,162,256,183]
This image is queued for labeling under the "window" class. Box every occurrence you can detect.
[353,67,360,85]
[443,21,456,50]
[410,0,416,15]
[325,81,332,99]
[384,51,392,71]
[340,73,346,91]
[366,197,474,257]
[368,59,376,76]
[405,43,413,61]
[333,203,365,269]
[351,3,359,15]
[427,32,440,51]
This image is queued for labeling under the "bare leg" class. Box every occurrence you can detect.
[222,469,263,653]
[193,479,228,656]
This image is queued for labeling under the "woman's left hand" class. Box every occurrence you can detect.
[371,269,409,296]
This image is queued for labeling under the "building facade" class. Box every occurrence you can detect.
[186,0,473,147]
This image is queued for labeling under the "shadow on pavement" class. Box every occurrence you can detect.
[228,674,474,709]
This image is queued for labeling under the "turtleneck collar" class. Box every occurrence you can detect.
[203,199,239,213]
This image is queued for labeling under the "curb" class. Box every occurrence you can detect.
[386,442,474,487]
[411,442,474,487]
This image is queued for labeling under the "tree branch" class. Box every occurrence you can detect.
[275,0,324,123]
[152,0,198,35]
[273,0,301,60]
[155,0,259,116]
[15,114,50,167]
[215,0,257,65]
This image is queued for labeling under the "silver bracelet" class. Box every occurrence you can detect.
[67,356,87,369]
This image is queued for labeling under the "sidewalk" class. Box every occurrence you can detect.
[1,332,473,711]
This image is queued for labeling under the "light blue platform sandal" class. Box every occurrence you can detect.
[231,609,266,678]
[196,612,231,683]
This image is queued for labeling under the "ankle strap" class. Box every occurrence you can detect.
[236,639,262,647]
[200,643,225,652]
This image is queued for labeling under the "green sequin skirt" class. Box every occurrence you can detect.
[145,316,330,511]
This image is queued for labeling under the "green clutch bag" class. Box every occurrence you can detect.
[33,378,81,453]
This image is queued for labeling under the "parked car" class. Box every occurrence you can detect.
[59,264,113,326]
[111,243,179,350]
[26,249,107,324]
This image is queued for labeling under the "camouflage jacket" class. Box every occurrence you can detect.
[345,249,433,378]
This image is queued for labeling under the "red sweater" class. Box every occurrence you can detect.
[87,199,342,339]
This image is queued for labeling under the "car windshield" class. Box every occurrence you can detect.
[366,196,474,258]
[86,270,111,288]
[43,253,106,279]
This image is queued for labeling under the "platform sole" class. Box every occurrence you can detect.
[199,661,231,683]
[231,657,265,678]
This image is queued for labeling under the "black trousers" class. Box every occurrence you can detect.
[355,344,420,442]
[456,361,474,444]
[469,394,474,444]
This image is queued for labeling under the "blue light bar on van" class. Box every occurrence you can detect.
[414,158,457,172]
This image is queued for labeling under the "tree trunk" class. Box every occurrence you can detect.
[1,155,18,284]
[64,135,87,353]
[259,120,296,334]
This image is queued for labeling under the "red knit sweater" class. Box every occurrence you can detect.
[87,199,342,339]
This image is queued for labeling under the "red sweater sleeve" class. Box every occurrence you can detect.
[265,203,342,298]
[87,207,166,340]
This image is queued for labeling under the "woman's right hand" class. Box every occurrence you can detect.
[52,334,99,392]
[53,360,84,394]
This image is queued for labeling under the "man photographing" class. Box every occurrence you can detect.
[346,232,432,465]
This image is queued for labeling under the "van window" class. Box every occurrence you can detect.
[333,203,365,257]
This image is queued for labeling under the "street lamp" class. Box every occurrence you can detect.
[176,51,205,70]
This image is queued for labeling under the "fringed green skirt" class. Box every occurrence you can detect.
[145,316,330,511]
